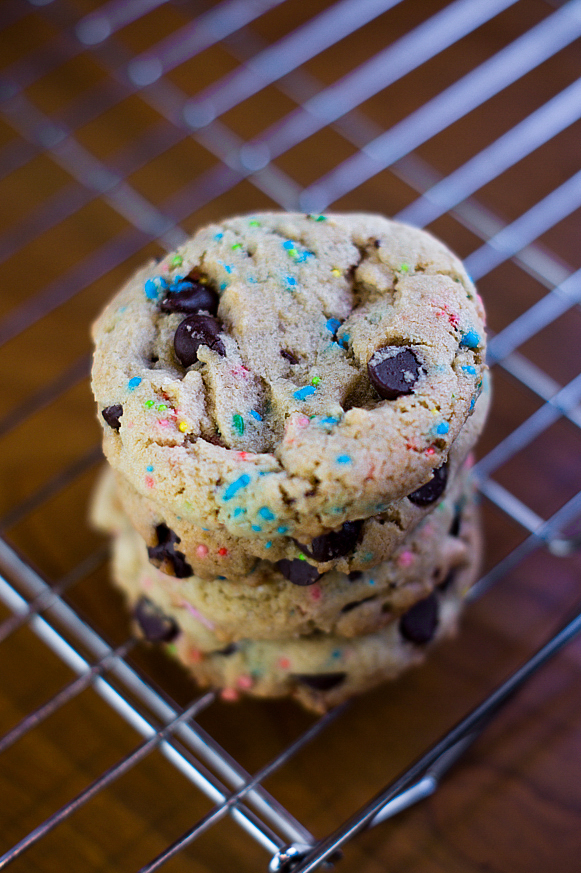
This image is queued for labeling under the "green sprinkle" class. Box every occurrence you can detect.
[399,263,410,272]
[170,254,183,267]
[311,376,321,386]
[144,400,155,409]
[166,644,177,655]
[157,403,167,412]
[297,553,306,561]
[231,243,243,251]
[233,414,244,435]
[315,215,327,221]
[248,220,260,227]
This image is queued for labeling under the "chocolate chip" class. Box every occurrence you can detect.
[399,592,439,644]
[102,404,123,430]
[214,643,238,656]
[147,523,193,578]
[368,347,421,400]
[134,596,179,643]
[348,571,363,581]
[174,314,226,367]
[408,463,448,506]
[293,672,347,691]
[277,559,321,586]
[296,520,363,563]
[340,595,377,613]
[160,282,219,315]
[449,506,462,537]
[281,349,299,364]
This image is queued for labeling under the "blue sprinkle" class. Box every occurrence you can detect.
[469,394,477,411]
[144,279,160,299]
[233,507,246,517]
[332,506,344,514]
[362,552,374,562]
[258,506,276,521]
[321,416,339,428]
[295,250,313,263]
[146,465,154,472]
[248,276,257,283]
[224,264,233,274]
[336,454,352,464]
[128,377,142,391]
[462,365,477,375]
[217,575,226,580]
[337,333,350,349]
[283,240,295,249]
[368,578,375,586]
[220,282,228,291]
[434,421,450,435]
[118,305,127,313]
[222,474,251,501]
[285,276,296,287]
[214,232,223,240]
[460,330,480,348]
[250,409,263,421]
[331,649,342,659]
[251,524,262,532]
[326,318,341,335]
[293,385,317,401]
[277,525,288,534]
[169,280,194,293]
[265,541,272,549]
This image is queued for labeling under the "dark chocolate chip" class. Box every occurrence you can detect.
[449,506,462,537]
[408,463,448,506]
[296,520,363,563]
[373,239,381,248]
[340,595,377,614]
[399,592,439,644]
[214,643,238,656]
[437,569,456,592]
[147,523,193,578]
[367,347,421,400]
[348,571,363,582]
[160,282,219,315]
[280,349,299,364]
[293,672,347,691]
[134,596,179,643]
[174,314,226,367]
[277,558,321,586]
[102,404,123,430]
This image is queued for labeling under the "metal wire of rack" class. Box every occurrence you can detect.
[0,0,580,871]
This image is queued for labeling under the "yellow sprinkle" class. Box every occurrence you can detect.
[178,421,188,433]
[331,268,341,277]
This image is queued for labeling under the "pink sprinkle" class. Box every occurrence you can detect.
[425,446,436,455]
[161,262,170,272]
[221,688,239,701]
[181,600,216,630]
[218,547,228,556]
[145,475,154,488]
[397,550,414,568]
[238,452,248,460]
[196,544,209,557]
[310,584,322,601]
[297,414,310,427]
[188,647,204,663]
[158,419,169,427]
[278,657,291,670]
[237,674,254,689]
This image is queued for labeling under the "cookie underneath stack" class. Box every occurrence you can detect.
[91,212,488,712]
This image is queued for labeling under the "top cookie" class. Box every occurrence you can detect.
[92,212,486,544]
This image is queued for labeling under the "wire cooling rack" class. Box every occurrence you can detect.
[1,1,581,870]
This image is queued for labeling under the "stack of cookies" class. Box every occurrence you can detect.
[91,212,488,712]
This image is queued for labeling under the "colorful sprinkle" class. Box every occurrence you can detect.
[310,584,322,601]
[178,421,188,433]
[462,365,477,375]
[231,243,243,251]
[320,416,339,428]
[293,385,317,401]
[214,232,223,240]
[277,526,288,534]
[222,474,251,501]
[460,330,480,348]
[265,541,272,549]
[145,476,154,488]
[146,465,154,472]
[144,399,155,408]
[237,674,254,689]
[157,403,167,412]
[170,254,183,267]
[128,377,142,391]
[144,276,168,300]
[397,550,414,568]
[285,275,297,287]
[311,376,321,387]
[232,414,245,435]
[336,454,352,464]
[434,421,450,435]
[326,318,341,335]
[251,524,261,532]
[331,268,341,277]
[278,657,291,669]
[314,215,327,221]
[218,547,228,556]
[233,507,246,518]
[249,409,263,421]
[283,240,295,249]
[221,688,239,701]
[258,506,276,521]
[399,263,410,272]
[219,282,228,291]
[248,219,260,227]
[196,544,209,557]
